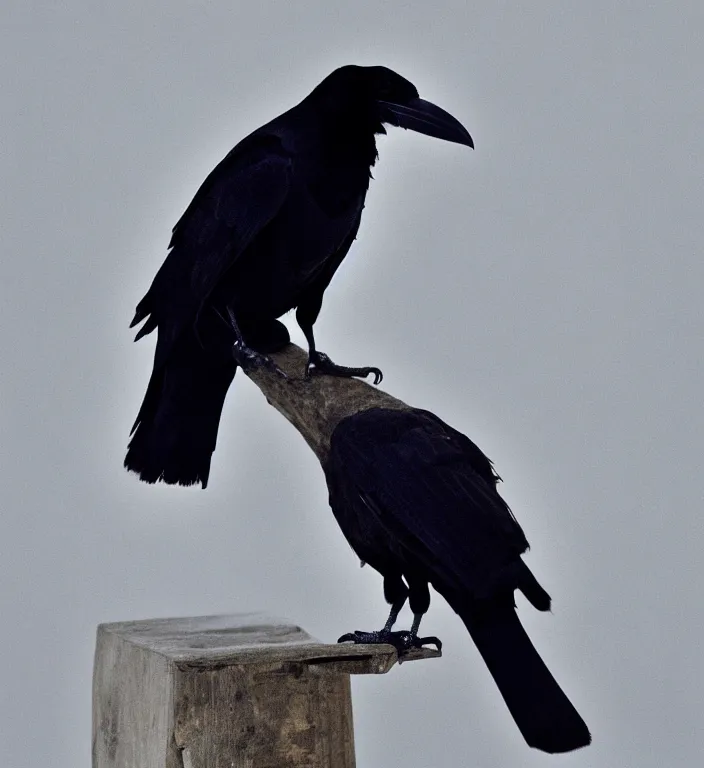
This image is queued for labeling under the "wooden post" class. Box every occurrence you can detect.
[92,613,439,768]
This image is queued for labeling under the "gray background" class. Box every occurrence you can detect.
[2,2,702,766]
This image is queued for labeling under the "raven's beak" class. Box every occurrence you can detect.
[377,97,474,148]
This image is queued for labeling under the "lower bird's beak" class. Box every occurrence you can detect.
[377,97,474,148]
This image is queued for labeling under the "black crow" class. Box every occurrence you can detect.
[244,344,592,755]
[126,65,472,488]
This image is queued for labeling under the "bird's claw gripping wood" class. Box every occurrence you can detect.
[337,629,442,655]
[232,342,289,379]
[306,351,383,385]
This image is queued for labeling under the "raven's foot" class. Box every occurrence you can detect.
[233,341,288,379]
[338,629,442,654]
[306,351,383,385]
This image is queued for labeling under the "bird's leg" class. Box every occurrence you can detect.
[338,609,442,655]
[337,595,407,648]
[301,323,383,385]
[218,308,288,379]
[405,612,443,652]
[395,578,441,651]
[309,350,384,385]
[339,575,442,654]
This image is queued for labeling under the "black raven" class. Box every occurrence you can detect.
[243,344,592,755]
[126,65,472,488]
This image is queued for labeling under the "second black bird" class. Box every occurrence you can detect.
[126,64,473,488]
[240,344,591,754]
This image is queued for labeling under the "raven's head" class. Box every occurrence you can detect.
[310,65,473,149]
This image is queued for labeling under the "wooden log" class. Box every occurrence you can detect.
[242,343,410,463]
[92,613,439,768]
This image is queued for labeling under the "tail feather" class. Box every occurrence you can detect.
[133,315,158,341]
[124,332,237,488]
[517,563,552,612]
[458,601,591,753]
[130,293,152,328]
[130,291,160,340]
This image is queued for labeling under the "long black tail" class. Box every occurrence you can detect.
[124,331,237,489]
[458,600,591,753]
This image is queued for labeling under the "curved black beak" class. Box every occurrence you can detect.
[377,97,473,148]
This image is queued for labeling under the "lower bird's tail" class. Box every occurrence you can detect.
[457,599,591,753]
[124,331,237,489]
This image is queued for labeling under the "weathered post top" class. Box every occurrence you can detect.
[96,611,437,672]
[93,613,440,768]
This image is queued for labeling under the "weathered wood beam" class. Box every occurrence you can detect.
[92,613,438,768]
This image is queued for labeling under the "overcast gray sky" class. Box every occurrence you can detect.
[2,2,703,766]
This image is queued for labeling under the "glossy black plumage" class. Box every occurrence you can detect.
[125,65,472,488]
[325,407,591,754]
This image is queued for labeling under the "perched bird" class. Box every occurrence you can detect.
[243,344,592,755]
[126,64,473,488]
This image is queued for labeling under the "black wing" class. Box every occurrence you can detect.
[295,211,362,330]
[327,407,530,600]
[131,135,293,363]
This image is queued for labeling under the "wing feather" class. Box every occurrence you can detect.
[327,408,530,598]
[131,135,292,351]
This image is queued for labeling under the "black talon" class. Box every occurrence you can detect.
[232,341,288,379]
[306,351,383,384]
[337,632,360,644]
[416,635,442,652]
[337,600,441,655]
[337,628,442,655]
[337,628,406,652]
[384,630,417,654]
[213,306,289,379]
